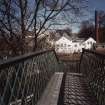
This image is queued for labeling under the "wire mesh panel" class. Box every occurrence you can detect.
[0,50,59,105]
[80,49,105,105]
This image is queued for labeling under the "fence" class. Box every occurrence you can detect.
[80,49,105,105]
[0,49,60,105]
[1,48,105,105]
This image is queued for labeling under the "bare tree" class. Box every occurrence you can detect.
[0,0,28,55]
[78,20,95,39]
[30,0,88,50]
[29,0,71,50]
[0,0,88,56]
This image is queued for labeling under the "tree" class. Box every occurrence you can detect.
[99,27,105,42]
[56,28,72,37]
[63,28,72,37]
[0,0,88,56]
[98,11,105,42]
[0,0,29,55]
[32,0,71,50]
[78,20,95,39]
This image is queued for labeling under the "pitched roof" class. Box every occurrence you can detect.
[85,37,96,43]
[55,36,72,44]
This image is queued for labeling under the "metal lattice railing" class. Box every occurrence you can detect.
[80,49,105,105]
[0,49,60,105]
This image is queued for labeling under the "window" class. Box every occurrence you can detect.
[83,43,85,46]
[90,42,92,45]
[56,44,59,47]
[61,43,63,47]
[75,44,77,47]
[78,50,80,52]
[56,48,59,51]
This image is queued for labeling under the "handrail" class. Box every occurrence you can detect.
[0,49,59,69]
[79,49,105,105]
[83,48,105,57]
[79,48,105,73]
[0,49,60,105]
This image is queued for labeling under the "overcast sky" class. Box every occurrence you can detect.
[71,0,105,33]
[89,0,105,11]
[28,0,105,33]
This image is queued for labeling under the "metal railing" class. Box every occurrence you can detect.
[0,49,60,105]
[80,49,105,105]
[94,43,105,49]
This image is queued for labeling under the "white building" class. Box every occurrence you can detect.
[71,42,83,53]
[55,36,96,54]
[83,37,96,49]
[55,36,72,53]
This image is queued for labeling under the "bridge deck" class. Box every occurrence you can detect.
[37,72,64,105]
[0,49,104,105]
[60,73,98,105]
[37,72,98,105]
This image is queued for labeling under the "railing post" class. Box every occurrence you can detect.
[78,49,84,73]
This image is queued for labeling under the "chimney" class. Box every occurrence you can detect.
[95,10,99,43]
